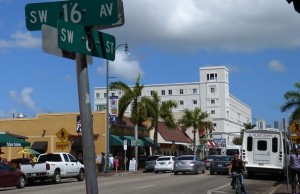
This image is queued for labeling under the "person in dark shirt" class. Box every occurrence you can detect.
[290,145,300,194]
[228,153,246,194]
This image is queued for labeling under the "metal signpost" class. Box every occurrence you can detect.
[25,0,125,193]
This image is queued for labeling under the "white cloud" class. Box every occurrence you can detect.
[107,0,300,53]
[9,87,40,112]
[0,31,41,49]
[268,60,286,72]
[97,51,143,82]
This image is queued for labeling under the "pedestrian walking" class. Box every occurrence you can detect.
[109,154,114,169]
[290,144,300,194]
[114,156,119,172]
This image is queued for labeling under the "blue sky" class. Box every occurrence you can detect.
[0,0,299,126]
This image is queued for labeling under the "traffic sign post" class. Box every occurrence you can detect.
[25,0,119,31]
[57,20,116,60]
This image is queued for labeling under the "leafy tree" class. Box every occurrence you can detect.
[109,74,146,125]
[177,108,213,154]
[281,82,300,123]
[232,122,256,145]
[141,91,177,154]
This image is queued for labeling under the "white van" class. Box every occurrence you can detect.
[225,145,242,156]
[242,128,290,179]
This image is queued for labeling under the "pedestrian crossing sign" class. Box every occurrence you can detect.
[56,128,69,142]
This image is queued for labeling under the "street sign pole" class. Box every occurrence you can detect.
[76,53,98,194]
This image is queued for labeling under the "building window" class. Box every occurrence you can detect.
[193,88,197,94]
[211,99,215,104]
[96,93,100,99]
[179,101,184,105]
[96,105,105,111]
[207,74,209,81]
[150,91,154,96]
[161,90,165,95]
[111,92,116,97]
[168,90,172,95]
[193,100,197,105]
[104,93,107,98]
[180,89,184,94]
[208,73,218,81]
[211,110,215,114]
[210,87,215,93]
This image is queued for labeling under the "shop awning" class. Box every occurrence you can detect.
[71,138,82,150]
[110,135,153,147]
[110,135,124,146]
[140,137,154,146]
[0,133,30,147]
[206,140,218,149]
[31,141,48,154]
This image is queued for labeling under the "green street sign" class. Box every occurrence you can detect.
[25,0,118,31]
[57,20,115,60]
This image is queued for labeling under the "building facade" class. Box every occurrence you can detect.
[94,66,252,154]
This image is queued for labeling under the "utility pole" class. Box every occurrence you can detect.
[76,53,98,194]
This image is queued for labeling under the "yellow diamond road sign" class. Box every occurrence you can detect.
[56,128,69,142]
[290,120,300,135]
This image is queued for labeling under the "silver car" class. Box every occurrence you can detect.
[173,155,205,175]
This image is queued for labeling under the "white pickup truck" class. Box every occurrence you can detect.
[20,152,84,184]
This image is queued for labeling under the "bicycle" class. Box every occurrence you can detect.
[232,173,244,194]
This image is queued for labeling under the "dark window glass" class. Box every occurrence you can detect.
[257,140,267,151]
[247,136,253,151]
[272,137,278,153]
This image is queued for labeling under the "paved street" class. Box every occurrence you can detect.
[0,170,281,194]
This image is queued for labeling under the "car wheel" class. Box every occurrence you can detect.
[210,171,214,175]
[16,176,26,189]
[77,169,85,181]
[174,171,178,175]
[52,171,61,184]
[155,171,158,174]
[202,168,205,174]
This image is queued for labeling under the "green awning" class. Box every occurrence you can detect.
[110,135,124,146]
[110,135,153,147]
[0,133,30,147]
[140,137,154,146]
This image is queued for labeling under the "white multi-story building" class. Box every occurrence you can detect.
[94,66,252,150]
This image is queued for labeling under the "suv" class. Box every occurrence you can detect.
[145,155,161,172]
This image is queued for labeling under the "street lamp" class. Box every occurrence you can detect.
[105,43,129,172]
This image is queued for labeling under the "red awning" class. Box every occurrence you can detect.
[206,140,218,149]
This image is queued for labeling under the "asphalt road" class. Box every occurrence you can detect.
[0,171,280,194]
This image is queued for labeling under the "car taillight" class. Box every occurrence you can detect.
[46,163,50,170]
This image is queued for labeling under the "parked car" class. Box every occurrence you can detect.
[210,155,233,175]
[204,155,218,170]
[173,155,205,175]
[145,155,161,172]
[20,152,84,184]
[0,162,28,189]
[154,156,176,173]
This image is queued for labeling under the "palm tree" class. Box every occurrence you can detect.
[177,108,214,155]
[140,91,177,154]
[109,74,146,169]
[281,82,300,123]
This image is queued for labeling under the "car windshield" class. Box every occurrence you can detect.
[146,156,160,161]
[214,156,232,161]
[177,156,194,160]
[157,157,171,161]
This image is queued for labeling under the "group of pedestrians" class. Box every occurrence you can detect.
[290,144,300,194]
[96,153,121,173]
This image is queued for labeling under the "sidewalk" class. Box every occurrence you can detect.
[97,169,144,177]
[268,182,293,194]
